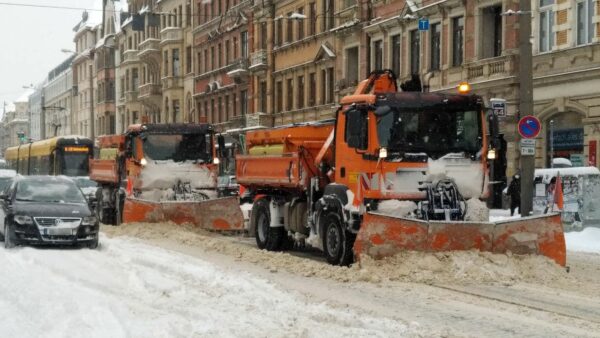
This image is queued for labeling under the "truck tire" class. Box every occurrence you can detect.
[253,198,284,251]
[322,212,355,266]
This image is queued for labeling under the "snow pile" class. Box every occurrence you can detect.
[464,198,489,222]
[138,160,215,190]
[565,227,600,254]
[377,200,417,218]
[489,208,521,222]
[105,222,570,287]
[0,235,410,336]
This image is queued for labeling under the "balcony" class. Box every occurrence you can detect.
[160,27,183,45]
[249,50,268,72]
[125,90,139,102]
[139,83,161,98]
[138,38,160,65]
[464,55,515,82]
[161,76,183,90]
[121,49,139,65]
[226,58,250,82]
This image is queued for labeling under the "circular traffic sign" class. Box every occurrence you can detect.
[518,115,541,139]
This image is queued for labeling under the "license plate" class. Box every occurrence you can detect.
[43,227,75,236]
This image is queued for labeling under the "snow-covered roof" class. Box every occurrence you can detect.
[552,157,573,167]
[15,89,34,103]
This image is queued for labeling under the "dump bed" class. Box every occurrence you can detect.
[236,122,334,190]
[90,134,125,185]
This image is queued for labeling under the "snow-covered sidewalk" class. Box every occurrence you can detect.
[0,235,409,337]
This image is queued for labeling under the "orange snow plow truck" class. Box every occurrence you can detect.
[89,123,243,230]
[236,70,566,266]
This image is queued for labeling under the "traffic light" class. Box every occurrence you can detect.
[17,131,27,143]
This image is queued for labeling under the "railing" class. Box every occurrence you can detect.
[465,55,515,80]
[122,49,139,64]
[160,27,183,42]
[139,83,161,98]
[161,76,183,89]
[139,38,160,55]
[250,50,268,69]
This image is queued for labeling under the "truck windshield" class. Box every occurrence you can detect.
[143,133,212,163]
[376,109,482,159]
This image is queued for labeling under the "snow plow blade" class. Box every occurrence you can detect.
[354,213,566,266]
[122,196,245,231]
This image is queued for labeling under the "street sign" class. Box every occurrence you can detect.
[490,98,506,117]
[418,18,429,31]
[518,115,541,139]
[520,138,536,156]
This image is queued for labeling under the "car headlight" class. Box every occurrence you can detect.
[14,215,33,225]
[82,216,97,225]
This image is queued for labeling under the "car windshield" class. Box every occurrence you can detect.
[0,177,12,192]
[142,133,212,163]
[74,177,98,188]
[16,179,87,204]
[376,109,482,159]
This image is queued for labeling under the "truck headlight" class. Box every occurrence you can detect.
[82,216,97,225]
[14,215,33,225]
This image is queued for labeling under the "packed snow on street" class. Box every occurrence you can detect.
[1,213,600,337]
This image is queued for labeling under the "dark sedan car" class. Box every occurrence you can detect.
[0,176,99,249]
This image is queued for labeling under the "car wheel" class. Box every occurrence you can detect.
[252,198,284,251]
[4,223,17,249]
[322,212,355,266]
[87,236,99,249]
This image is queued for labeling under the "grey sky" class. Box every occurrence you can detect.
[0,0,98,118]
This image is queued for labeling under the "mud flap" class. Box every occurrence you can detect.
[355,213,566,266]
[122,196,245,231]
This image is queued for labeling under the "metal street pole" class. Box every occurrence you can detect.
[518,0,534,216]
[550,119,554,168]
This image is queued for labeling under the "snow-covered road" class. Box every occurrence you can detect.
[0,236,409,337]
[3,221,600,338]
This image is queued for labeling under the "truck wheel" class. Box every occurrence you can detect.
[253,198,284,251]
[322,212,355,266]
[4,223,17,249]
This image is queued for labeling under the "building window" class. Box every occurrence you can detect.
[430,23,441,71]
[173,100,180,122]
[211,99,216,123]
[297,7,305,40]
[186,46,192,74]
[259,81,267,113]
[164,51,169,77]
[576,0,594,45]
[327,67,334,104]
[172,48,180,76]
[132,68,139,89]
[322,0,334,31]
[218,97,222,122]
[297,75,305,109]
[225,40,231,64]
[260,22,268,49]
[410,30,420,75]
[390,35,401,76]
[276,81,283,112]
[225,95,230,120]
[452,16,464,66]
[204,49,208,73]
[286,78,294,111]
[373,40,383,70]
[481,5,502,58]
[211,46,215,70]
[320,69,326,104]
[276,20,283,46]
[233,37,238,58]
[241,31,248,58]
[346,47,359,85]
[308,72,316,106]
[309,2,316,36]
[232,93,237,116]
[217,44,222,68]
[287,12,294,43]
[240,90,248,116]
[539,2,554,52]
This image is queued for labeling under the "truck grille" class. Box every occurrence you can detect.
[34,217,82,227]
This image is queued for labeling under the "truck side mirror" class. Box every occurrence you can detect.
[217,134,225,158]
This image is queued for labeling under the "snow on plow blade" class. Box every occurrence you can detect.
[122,196,245,231]
[355,213,566,266]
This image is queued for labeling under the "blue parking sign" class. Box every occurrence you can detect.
[418,18,429,31]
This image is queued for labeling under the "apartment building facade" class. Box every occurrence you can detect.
[193,0,254,131]
[43,56,75,137]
